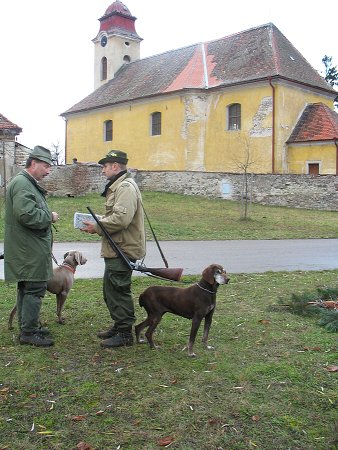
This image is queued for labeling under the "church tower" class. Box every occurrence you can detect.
[93,1,142,90]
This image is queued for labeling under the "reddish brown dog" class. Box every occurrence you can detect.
[8,250,87,329]
[135,264,230,357]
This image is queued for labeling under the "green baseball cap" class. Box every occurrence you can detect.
[29,146,53,165]
[98,150,128,165]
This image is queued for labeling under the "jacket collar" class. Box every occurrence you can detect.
[21,170,48,196]
[101,170,128,197]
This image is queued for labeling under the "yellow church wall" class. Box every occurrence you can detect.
[287,143,336,174]
[66,95,188,170]
[204,83,274,173]
[65,81,335,174]
[272,82,334,173]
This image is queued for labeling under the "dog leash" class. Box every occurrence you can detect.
[52,253,60,266]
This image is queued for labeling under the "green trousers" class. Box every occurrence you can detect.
[17,281,47,333]
[103,258,135,330]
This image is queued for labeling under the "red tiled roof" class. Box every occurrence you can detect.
[63,23,336,115]
[287,103,338,143]
[0,113,22,132]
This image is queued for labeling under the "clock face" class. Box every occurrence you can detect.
[101,36,107,47]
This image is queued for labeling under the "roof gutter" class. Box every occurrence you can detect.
[268,77,275,173]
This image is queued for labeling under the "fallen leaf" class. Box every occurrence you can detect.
[76,442,93,450]
[95,410,105,416]
[251,415,260,422]
[71,415,87,421]
[157,436,174,447]
[208,418,220,425]
[258,319,270,325]
[322,301,338,309]
[0,388,9,394]
[326,366,338,372]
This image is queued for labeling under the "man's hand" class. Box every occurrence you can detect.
[81,220,97,234]
[52,212,59,223]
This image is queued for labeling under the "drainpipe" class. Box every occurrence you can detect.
[268,77,275,173]
[335,138,338,175]
[63,117,67,164]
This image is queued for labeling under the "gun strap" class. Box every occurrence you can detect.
[141,203,169,268]
[123,179,169,269]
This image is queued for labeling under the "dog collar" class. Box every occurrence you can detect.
[62,263,76,274]
[196,283,215,294]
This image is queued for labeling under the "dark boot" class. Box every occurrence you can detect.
[97,325,118,339]
[101,329,133,348]
[19,332,54,347]
[37,327,50,336]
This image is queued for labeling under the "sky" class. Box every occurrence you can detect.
[1,0,337,151]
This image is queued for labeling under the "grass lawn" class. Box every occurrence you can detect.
[0,191,337,448]
[0,270,337,449]
[0,192,337,242]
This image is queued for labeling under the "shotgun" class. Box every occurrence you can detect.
[86,207,183,281]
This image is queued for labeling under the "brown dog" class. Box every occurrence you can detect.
[135,264,230,357]
[8,250,87,329]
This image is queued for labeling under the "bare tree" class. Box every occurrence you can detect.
[231,135,257,220]
[50,141,65,165]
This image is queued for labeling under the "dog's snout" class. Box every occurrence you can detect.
[215,272,230,285]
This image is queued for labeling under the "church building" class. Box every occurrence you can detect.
[61,0,338,175]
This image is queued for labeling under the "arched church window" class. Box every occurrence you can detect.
[104,120,113,141]
[151,112,161,136]
[101,57,107,81]
[227,103,241,130]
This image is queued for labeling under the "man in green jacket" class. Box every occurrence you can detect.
[4,146,59,347]
[82,150,146,348]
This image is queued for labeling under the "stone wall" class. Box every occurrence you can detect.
[39,164,106,196]
[6,164,338,211]
[135,171,338,211]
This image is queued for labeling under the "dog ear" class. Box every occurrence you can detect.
[202,264,220,284]
[80,254,87,265]
[74,251,87,265]
[73,251,81,265]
